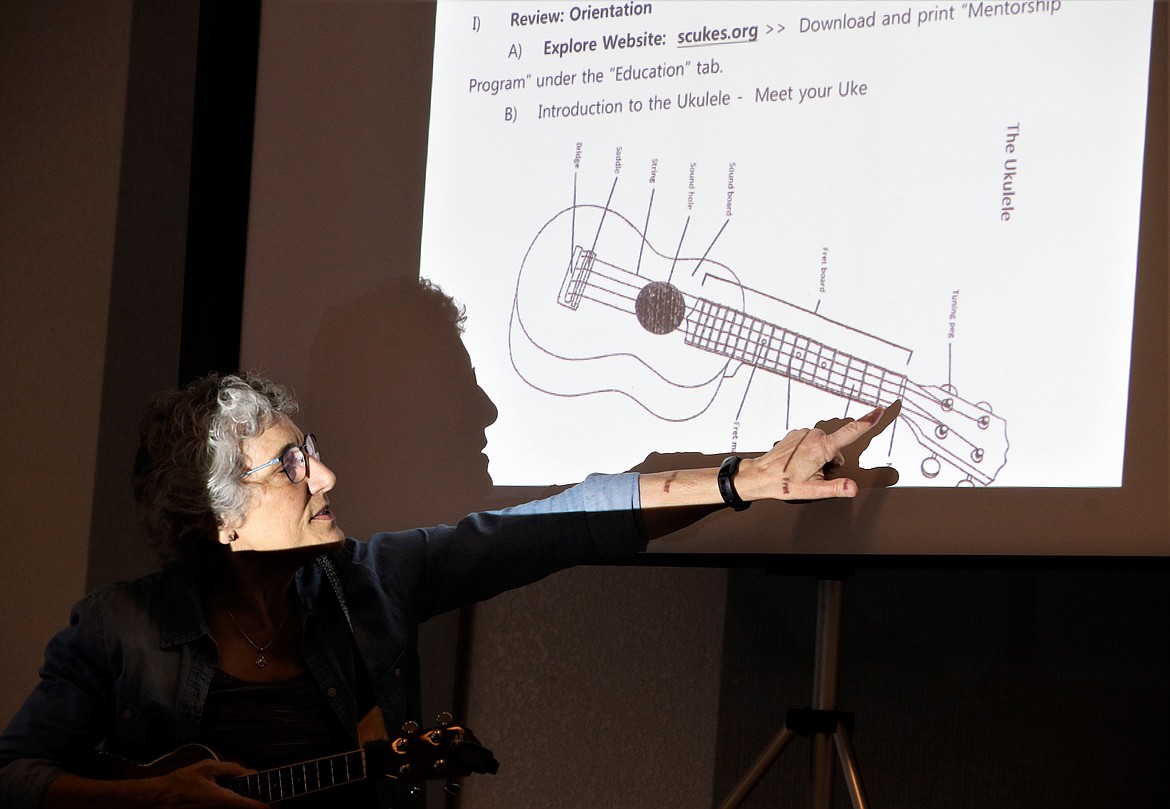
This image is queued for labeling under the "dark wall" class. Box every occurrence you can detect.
[86,0,259,589]
[0,0,132,722]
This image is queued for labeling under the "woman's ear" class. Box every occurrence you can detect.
[216,516,239,546]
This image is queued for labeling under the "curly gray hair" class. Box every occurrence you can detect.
[134,372,298,569]
[207,375,299,527]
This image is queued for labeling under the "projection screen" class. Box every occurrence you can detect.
[242,0,1166,557]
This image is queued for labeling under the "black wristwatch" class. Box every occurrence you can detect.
[718,455,751,511]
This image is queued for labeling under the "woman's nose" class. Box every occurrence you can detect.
[307,456,337,493]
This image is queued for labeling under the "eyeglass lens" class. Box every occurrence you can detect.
[280,434,319,483]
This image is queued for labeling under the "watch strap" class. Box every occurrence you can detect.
[718,455,751,511]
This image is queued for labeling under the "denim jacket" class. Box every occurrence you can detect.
[0,473,646,809]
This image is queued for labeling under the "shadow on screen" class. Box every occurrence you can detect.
[304,276,498,538]
[788,404,901,555]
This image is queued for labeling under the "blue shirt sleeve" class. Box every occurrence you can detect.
[348,472,649,623]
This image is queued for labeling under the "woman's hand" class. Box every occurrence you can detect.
[44,759,270,809]
[142,759,270,808]
[637,405,890,539]
[736,406,886,502]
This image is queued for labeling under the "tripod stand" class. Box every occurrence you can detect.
[718,576,869,809]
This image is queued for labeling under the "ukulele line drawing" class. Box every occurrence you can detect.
[509,201,1008,486]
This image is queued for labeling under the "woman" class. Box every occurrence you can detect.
[0,373,883,808]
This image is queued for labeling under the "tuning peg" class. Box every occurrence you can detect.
[436,711,453,725]
[401,720,420,734]
[444,779,462,795]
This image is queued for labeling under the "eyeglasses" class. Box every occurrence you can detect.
[240,433,320,484]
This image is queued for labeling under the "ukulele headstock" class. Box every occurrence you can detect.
[365,713,499,790]
[900,383,1008,485]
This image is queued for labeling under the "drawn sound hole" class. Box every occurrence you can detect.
[635,282,686,335]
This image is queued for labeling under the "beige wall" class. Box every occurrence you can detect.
[0,1,132,723]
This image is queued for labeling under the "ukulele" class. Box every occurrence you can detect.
[72,712,498,804]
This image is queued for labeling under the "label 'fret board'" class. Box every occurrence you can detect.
[684,297,906,405]
[234,749,367,802]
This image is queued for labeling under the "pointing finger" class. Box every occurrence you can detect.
[824,406,885,454]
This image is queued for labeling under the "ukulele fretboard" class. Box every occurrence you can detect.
[232,748,367,803]
[685,297,908,406]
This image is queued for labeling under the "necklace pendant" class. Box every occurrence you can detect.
[255,653,268,668]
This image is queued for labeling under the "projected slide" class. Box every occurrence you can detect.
[419,0,1152,488]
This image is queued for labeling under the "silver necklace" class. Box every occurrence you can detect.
[227,607,290,668]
